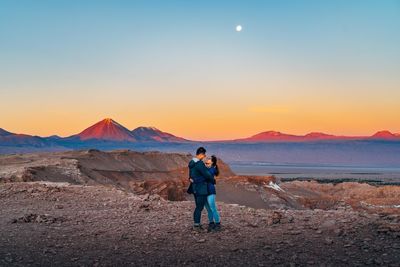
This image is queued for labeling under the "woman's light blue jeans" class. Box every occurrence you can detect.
[205,194,220,223]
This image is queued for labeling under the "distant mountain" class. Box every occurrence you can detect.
[131,127,188,142]
[45,135,62,140]
[0,128,51,147]
[0,128,13,136]
[1,135,51,147]
[303,132,337,139]
[370,130,398,140]
[2,118,400,151]
[237,131,301,142]
[235,131,344,142]
[235,130,400,142]
[73,119,188,142]
[74,118,137,141]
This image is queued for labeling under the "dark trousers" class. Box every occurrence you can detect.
[193,194,208,224]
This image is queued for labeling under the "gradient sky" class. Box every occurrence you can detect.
[0,0,399,140]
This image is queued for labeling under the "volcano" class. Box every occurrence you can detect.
[76,118,137,141]
[131,127,188,142]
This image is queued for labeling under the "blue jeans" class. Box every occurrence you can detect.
[193,194,207,225]
[205,194,220,223]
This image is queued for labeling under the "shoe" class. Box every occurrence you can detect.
[193,225,204,232]
[207,222,215,232]
[214,223,221,232]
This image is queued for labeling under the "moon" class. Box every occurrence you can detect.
[236,25,242,32]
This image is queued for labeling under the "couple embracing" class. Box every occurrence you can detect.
[187,147,221,232]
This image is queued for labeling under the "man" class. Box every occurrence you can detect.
[188,147,213,231]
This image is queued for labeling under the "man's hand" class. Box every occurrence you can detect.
[189,178,194,183]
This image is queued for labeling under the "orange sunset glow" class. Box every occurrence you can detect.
[1,98,399,141]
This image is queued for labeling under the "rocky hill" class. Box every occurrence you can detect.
[0,150,234,201]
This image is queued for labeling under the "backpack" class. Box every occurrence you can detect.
[186,181,194,194]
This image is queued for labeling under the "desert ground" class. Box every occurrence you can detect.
[0,150,399,266]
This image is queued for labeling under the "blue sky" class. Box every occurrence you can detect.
[0,0,399,139]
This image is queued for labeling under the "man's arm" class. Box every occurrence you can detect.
[197,161,213,182]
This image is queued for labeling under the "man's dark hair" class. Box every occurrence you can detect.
[196,147,206,155]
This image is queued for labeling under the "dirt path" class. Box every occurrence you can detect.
[1,182,399,267]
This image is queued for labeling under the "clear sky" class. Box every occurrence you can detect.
[0,0,399,140]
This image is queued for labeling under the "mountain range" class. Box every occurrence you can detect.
[234,130,400,142]
[0,118,399,149]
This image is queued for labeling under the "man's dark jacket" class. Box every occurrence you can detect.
[188,158,213,196]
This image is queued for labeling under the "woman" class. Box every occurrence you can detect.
[204,155,221,232]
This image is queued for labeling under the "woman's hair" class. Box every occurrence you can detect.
[211,155,220,176]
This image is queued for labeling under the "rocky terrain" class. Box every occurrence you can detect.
[1,150,400,266]
[1,182,399,267]
[0,149,235,201]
